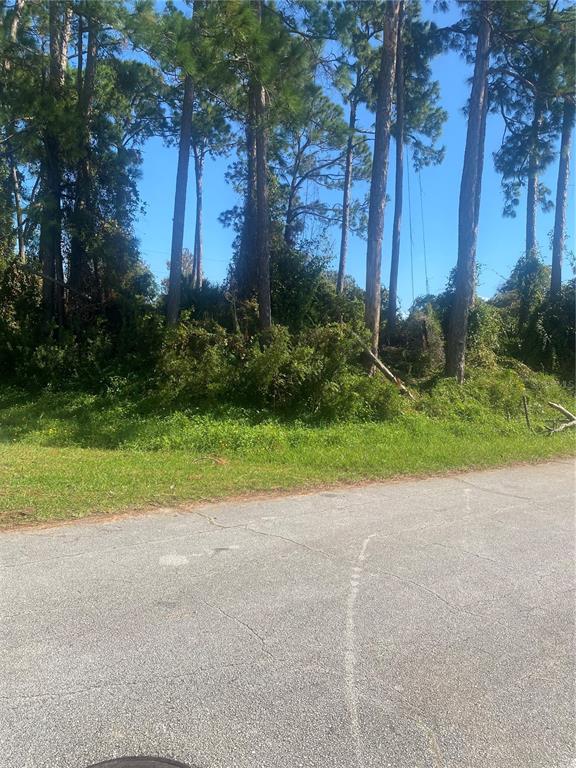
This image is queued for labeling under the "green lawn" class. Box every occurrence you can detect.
[1,385,573,527]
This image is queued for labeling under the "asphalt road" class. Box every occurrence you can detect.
[1,460,574,768]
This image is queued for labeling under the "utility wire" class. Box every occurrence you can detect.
[417,165,430,296]
[406,147,415,305]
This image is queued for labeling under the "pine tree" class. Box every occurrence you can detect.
[40,0,71,327]
[551,96,575,301]
[492,0,572,259]
[325,0,381,294]
[189,98,231,288]
[365,0,400,355]
[446,0,492,381]
[387,0,446,336]
[210,0,310,328]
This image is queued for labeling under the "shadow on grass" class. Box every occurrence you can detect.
[0,387,321,452]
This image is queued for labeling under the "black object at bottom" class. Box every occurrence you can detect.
[87,758,192,768]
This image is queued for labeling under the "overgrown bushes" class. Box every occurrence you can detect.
[157,321,402,421]
[1,245,573,423]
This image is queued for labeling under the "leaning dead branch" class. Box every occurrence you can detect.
[352,332,415,400]
[545,401,576,433]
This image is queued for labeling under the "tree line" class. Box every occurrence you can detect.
[0,0,574,388]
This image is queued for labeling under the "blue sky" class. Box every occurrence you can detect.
[134,3,575,310]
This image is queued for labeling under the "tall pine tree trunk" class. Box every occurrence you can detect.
[243,0,271,331]
[193,147,204,289]
[365,0,400,355]
[551,98,574,301]
[337,92,358,294]
[69,7,97,298]
[4,0,25,261]
[6,143,24,261]
[255,80,271,330]
[525,99,542,257]
[387,1,405,337]
[474,68,489,236]
[237,102,258,298]
[40,140,66,327]
[8,0,24,41]
[40,0,71,328]
[166,73,194,325]
[283,153,300,247]
[445,1,491,382]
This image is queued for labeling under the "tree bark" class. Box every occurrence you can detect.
[474,66,489,236]
[445,1,492,382]
[7,146,25,261]
[387,1,405,337]
[69,6,98,297]
[77,12,83,94]
[245,0,271,331]
[337,94,357,294]
[40,138,65,327]
[40,0,71,327]
[166,73,194,325]
[3,0,26,260]
[525,99,542,257]
[551,98,574,301]
[59,4,72,81]
[237,101,258,298]
[8,0,25,43]
[193,146,204,289]
[365,0,400,355]
[283,147,300,248]
[255,80,271,331]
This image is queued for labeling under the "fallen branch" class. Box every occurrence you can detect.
[545,401,576,433]
[352,332,415,400]
[522,395,532,431]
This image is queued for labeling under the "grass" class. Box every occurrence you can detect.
[1,370,574,528]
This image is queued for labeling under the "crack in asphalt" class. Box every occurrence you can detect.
[372,568,484,619]
[0,526,242,570]
[429,541,499,564]
[190,592,274,659]
[244,525,336,560]
[0,659,268,705]
[194,508,341,562]
[452,476,531,501]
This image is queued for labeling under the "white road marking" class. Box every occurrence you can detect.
[345,533,377,767]
[158,554,189,567]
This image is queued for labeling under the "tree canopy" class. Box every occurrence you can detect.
[0,0,574,395]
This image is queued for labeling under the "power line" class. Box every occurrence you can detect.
[417,165,430,296]
[406,147,415,305]
[140,251,230,264]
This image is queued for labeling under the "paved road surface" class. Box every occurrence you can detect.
[1,461,574,768]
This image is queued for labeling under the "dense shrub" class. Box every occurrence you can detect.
[520,281,576,380]
[155,319,402,421]
[157,315,235,403]
[421,364,574,431]
[403,304,445,377]
[466,300,501,368]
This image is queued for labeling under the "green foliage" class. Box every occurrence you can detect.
[521,280,576,379]
[421,365,573,430]
[0,259,42,378]
[1,0,573,428]
[403,304,445,377]
[270,239,329,331]
[157,316,233,404]
[0,160,15,262]
[2,369,574,526]
[155,319,401,422]
[491,0,574,221]
[0,252,162,389]
[466,300,501,368]
[490,254,575,380]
